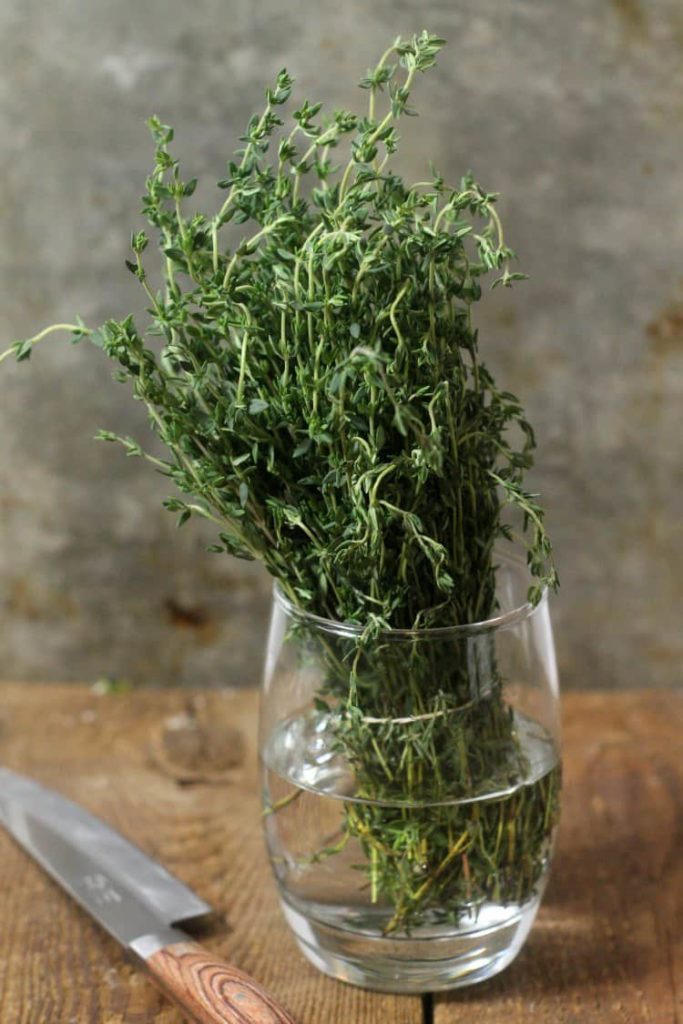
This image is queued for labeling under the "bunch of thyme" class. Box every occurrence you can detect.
[2,32,559,931]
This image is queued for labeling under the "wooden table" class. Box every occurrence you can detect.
[0,684,680,1023]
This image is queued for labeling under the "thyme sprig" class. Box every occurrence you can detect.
[2,30,555,625]
[3,31,559,932]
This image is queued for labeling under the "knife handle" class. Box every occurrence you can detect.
[143,940,298,1024]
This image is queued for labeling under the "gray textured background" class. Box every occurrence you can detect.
[1,1,681,690]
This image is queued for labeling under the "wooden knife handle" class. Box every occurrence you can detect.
[145,940,298,1024]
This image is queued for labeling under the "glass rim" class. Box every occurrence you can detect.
[273,548,545,640]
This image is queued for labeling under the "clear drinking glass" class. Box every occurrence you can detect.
[259,550,561,993]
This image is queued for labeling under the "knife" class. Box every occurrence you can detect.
[0,767,297,1024]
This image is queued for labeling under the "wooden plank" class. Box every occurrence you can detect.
[435,691,683,1024]
[0,684,422,1024]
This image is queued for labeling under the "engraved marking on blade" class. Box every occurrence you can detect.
[82,872,124,907]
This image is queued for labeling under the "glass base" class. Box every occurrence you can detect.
[279,892,542,993]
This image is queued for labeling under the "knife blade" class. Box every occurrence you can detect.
[0,767,297,1024]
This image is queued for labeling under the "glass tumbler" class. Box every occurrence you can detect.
[259,551,561,993]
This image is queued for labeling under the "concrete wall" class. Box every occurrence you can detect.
[1,0,681,689]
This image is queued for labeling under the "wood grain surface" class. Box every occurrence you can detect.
[145,941,298,1023]
[0,685,680,1024]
